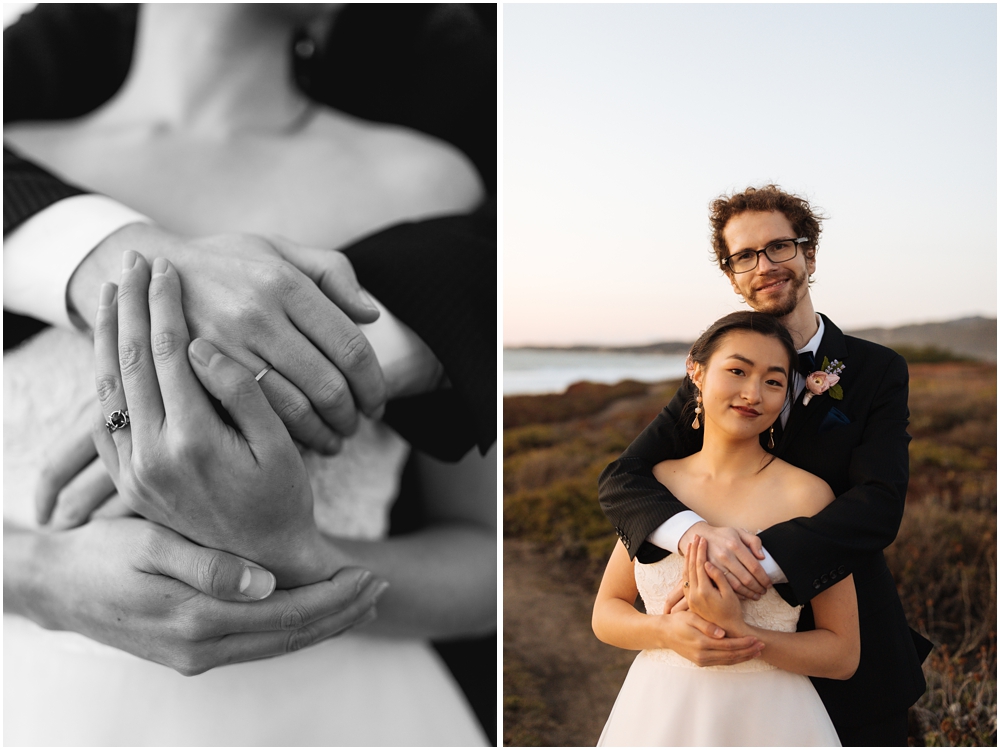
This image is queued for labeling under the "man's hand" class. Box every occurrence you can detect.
[5,518,386,676]
[69,223,386,454]
[93,253,344,587]
[678,521,770,599]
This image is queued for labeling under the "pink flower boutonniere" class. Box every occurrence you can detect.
[802,357,846,405]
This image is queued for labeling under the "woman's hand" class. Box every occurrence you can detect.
[682,535,746,635]
[93,251,342,587]
[4,518,385,675]
[34,414,131,529]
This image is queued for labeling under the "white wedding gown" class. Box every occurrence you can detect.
[3,327,488,747]
[597,554,841,747]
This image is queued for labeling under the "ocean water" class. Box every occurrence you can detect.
[503,349,688,396]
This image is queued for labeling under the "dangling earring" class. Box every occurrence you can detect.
[692,391,703,429]
[767,424,775,449]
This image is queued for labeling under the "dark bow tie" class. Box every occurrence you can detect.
[798,351,817,377]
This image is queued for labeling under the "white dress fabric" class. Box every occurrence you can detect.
[597,554,841,747]
[3,328,488,747]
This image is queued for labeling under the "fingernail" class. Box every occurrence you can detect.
[122,250,137,270]
[151,257,168,276]
[354,570,373,596]
[370,580,390,603]
[359,289,378,313]
[324,436,342,455]
[189,338,217,366]
[372,403,386,421]
[714,627,724,637]
[98,283,116,308]
[240,566,276,600]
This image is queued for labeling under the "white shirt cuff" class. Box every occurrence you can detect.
[647,512,789,585]
[759,548,788,584]
[646,511,706,553]
[358,295,427,391]
[3,195,152,329]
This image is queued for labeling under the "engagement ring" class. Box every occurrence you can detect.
[105,409,130,434]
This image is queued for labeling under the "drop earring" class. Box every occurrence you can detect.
[692,391,703,430]
[768,424,775,449]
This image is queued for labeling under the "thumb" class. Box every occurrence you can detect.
[187,338,285,450]
[149,529,276,602]
[689,613,726,639]
[266,236,380,325]
[739,528,765,560]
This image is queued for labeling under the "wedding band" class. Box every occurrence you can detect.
[105,409,130,434]
[255,365,272,382]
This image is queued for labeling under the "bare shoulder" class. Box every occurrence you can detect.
[766,458,835,517]
[309,107,484,214]
[652,458,688,484]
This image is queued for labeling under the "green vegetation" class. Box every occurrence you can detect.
[892,345,975,364]
[503,379,651,429]
[504,362,997,746]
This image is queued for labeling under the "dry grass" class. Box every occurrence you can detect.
[503,362,997,746]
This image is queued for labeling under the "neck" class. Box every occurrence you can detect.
[691,422,772,481]
[102,4,312,138]
[778,296,820,350]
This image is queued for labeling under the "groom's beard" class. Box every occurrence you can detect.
[744,268,808,318]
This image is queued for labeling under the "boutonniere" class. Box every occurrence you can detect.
[802,357,845,405]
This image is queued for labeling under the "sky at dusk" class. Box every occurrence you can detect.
[503,3,997,346]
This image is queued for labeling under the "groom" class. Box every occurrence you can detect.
[599,185,931,746]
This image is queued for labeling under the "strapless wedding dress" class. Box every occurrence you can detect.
[597,554,841,747]
[3,328,488,747]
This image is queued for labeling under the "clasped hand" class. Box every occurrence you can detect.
[70,226,388,454]
[681,535,747,637]
[92,251,339,588]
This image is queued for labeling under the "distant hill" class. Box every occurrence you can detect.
[507,316,997,362]
[846,316,996,362]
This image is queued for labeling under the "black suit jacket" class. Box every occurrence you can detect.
[3,3,496,459]
[599,314,931,729]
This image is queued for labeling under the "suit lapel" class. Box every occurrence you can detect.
[777,314,849,451]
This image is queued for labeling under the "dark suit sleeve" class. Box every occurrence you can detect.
[343,199,496,459]
[3,4,134,232]
[759,353,910,606]
[598,378,702,562]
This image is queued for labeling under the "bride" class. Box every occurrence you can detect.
[3,4,492,745]
[592,312,857,747]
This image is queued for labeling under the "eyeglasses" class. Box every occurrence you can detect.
[722,238,809,274]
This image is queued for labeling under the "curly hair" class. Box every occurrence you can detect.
[709,185,827,273]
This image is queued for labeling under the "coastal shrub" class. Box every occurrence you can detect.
[887,504,996,657]
[504,424,562,458]
[503,441,597,495]
[908,470,998,514]
[504,380,651,429]
[912,644,997,746]
[503,459,619,563]
[910,440,989,471]
[893,345,974,364]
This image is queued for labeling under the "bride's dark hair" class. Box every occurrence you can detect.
[680,312,798,435]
